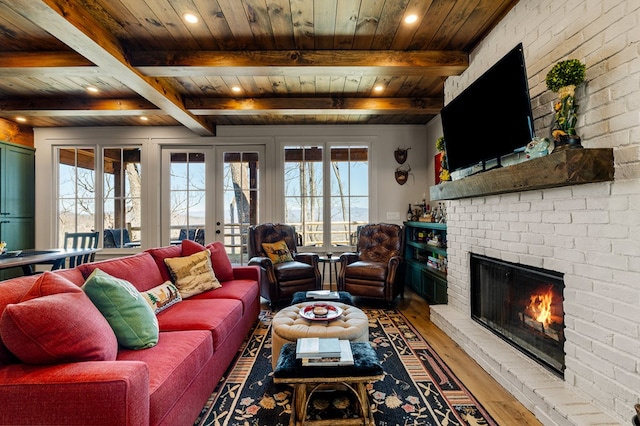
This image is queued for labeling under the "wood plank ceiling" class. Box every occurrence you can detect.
[0,0,519,136]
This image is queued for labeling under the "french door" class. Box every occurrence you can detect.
[161,147,213,246]
[215,145,264,265]
[161,145,264,265]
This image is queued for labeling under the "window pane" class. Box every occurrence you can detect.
[169,152,205,244]
[223,151,259,264]
[56,148,96,246]
[330,146,368,247]
[103,148,141,248]
[285,144,369,249]
[284,145,324,247]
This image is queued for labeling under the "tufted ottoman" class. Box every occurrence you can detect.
[270,302,369,369]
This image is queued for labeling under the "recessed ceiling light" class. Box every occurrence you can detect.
[140,116,149,122]
[86,86,99,93]
[231,86,242,93]
[15,116,27,123]
[374,85,384,92]
[183,13,199,24]
[404,14,418,24]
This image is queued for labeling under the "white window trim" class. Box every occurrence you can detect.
[277,136,374,252]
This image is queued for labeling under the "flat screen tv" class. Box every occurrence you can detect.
[441,43,534,174]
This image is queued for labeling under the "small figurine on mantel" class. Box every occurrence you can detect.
[525,137,551,159]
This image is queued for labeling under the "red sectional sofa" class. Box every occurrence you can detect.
[0,242,261,425]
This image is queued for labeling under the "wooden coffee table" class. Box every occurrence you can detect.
[273,342,383,426]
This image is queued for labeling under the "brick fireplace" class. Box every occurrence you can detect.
[424,0,639,423]
[429,178,628,425]
[470,254,565,376]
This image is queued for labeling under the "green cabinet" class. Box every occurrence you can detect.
[0,141,35,279]
[403,221,447,304]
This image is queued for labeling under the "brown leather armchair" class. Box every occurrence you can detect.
[248,223,322,306]
[338,223,404,303]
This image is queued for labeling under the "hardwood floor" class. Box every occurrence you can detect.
[266,287,542,425]
[393,288,542,425]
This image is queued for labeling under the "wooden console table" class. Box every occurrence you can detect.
[430,148,614,201]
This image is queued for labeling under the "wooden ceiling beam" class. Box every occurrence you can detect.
[0,51,94,67]
[131,50,468,77]
[186,97,443,115]
[0,51,99,77]
[1,97,442,116]
[0,50,466,78]
[0,0,215,136]
[0,98,161,116]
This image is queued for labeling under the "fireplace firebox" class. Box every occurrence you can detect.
[470,254,565,376]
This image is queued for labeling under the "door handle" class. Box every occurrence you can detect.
[216,222,221,226]
[215,230,221,234]
[0,220,9,224]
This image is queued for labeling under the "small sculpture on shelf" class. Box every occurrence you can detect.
[525,137,551,159]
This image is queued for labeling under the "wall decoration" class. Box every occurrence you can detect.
[435,153,443,184]
[394,147,410,164]
[395,164,411,185]
[435,137,450,183]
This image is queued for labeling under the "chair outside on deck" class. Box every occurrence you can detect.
[55,231,99,269]
[178,228,205,245]
[103,228,131,248]
[247,223,322,307]
[337,223,404,304]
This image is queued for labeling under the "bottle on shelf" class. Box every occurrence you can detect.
[406,203,413,221]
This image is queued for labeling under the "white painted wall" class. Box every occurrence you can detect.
[34,124,430,251]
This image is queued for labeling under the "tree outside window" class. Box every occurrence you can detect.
[57,147,141,248]
[284,144,368,249]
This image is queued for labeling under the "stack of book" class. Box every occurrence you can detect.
[305,290,340,300]
[295,337,354,366]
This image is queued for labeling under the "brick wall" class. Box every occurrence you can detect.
[441,0,639,423]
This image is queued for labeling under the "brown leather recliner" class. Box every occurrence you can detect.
[338,223,404,303]
[248,223,322,306]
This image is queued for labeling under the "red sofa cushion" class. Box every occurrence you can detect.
[0,272,118,364]
[156,298,243,350]
[117,330,213,426]
[189,279,259,314]
[146,244,182,282]
[21,270,81,299]
[182,239,234,282]
[0,275,39,364]
[78,252,163,292]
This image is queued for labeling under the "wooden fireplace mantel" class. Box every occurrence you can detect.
[430,148,614,201]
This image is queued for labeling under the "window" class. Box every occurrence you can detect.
[284,144,368,249]
[57,148,96,243]
[167,152,206,244]
[57,147,141,248]
[103,148,141,248]
[221,151,260,264]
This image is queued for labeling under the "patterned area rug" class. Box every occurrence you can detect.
[195,308,497,426]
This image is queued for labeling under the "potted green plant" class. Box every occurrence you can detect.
[545,58,586,150]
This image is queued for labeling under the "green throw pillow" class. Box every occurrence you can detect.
[82,268,159,350]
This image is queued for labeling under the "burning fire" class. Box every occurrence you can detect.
[527,286,554,326]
